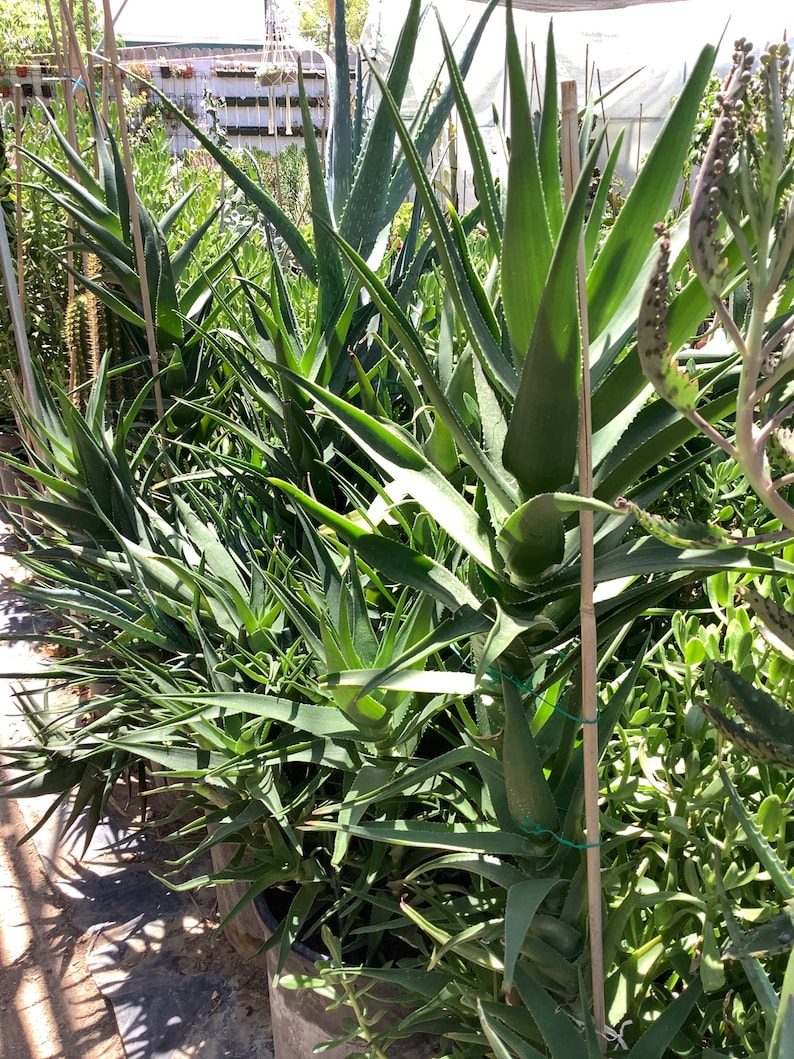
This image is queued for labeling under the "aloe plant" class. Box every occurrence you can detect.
[18,97,237,422]
[12,7,794,1057]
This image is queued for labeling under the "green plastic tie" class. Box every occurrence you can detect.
[452,646,600,725]
[520,817,601,849]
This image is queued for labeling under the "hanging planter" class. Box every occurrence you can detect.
[21,83,34,98]
[15,64,28,78]
[0,83,10,98]
[257,68,284,87]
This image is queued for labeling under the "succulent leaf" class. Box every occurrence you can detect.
[703,662,794,768]
[723,905,794,960]
[689,39,753,297]
[637,226,699,411]
[615,497,728,549]
[741,586,794,654]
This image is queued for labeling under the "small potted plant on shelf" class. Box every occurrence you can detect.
[125,59,151,81]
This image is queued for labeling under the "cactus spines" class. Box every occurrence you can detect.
[637,225,699,411]
[65,292,102,400]
[64,254,147,409]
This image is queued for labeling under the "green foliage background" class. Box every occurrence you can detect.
[0,0,100,69]
[298,0,369,46]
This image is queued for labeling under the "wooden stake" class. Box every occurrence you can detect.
[560,79,606,1051]
[13,84,25,319]
[42,0,65,77]
[81,0,96,102]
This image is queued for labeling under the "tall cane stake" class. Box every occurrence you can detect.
[560,79,606,1049]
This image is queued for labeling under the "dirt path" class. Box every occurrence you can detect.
[0,792,126,1059]
[0,532,126,1059]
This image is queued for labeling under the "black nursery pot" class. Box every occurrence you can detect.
[252,890,438,1059]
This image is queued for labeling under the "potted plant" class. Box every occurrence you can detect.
[125,59,151,81]
[157,56,172,77]
[15,63,28,78]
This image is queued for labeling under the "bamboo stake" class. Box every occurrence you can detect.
[81,0,96,102]
[560,79,606,1050]
[43,0,64,73]
[56,1,78,306]
[13,84,25,319]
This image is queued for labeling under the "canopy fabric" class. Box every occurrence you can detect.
[364,0,792,186]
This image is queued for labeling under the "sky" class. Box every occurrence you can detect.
[110,0,303,47]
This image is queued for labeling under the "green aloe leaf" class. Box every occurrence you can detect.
[770,947,794,1059]
[537,20,564,239]
[304,818,540,857]
[132,80,317,279]
[501,675,560,838]
[362,51,517,399]
[625,979,704,1059]
[545,537,794,590]
[269,477,479,611]
[504,878,558,991]
[330,0,353,220]
[503,130,606,498]
[709,662,794,748]
[719,770,794,905]
[475,603,557,686]
[298,60,345,329]
[339,0,420,253]
[477,1004,539,1059]
[284,373,499,572]
[384,0,501,220]
[588,42,717,341]
[22,150,122,235]
[316,217,517,511]
[512,966,587,1055]
[437,18,502,252]
[144,692,378,741]
[497,493,566,585]
[321,668,476,696]
[500,1,553,361]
